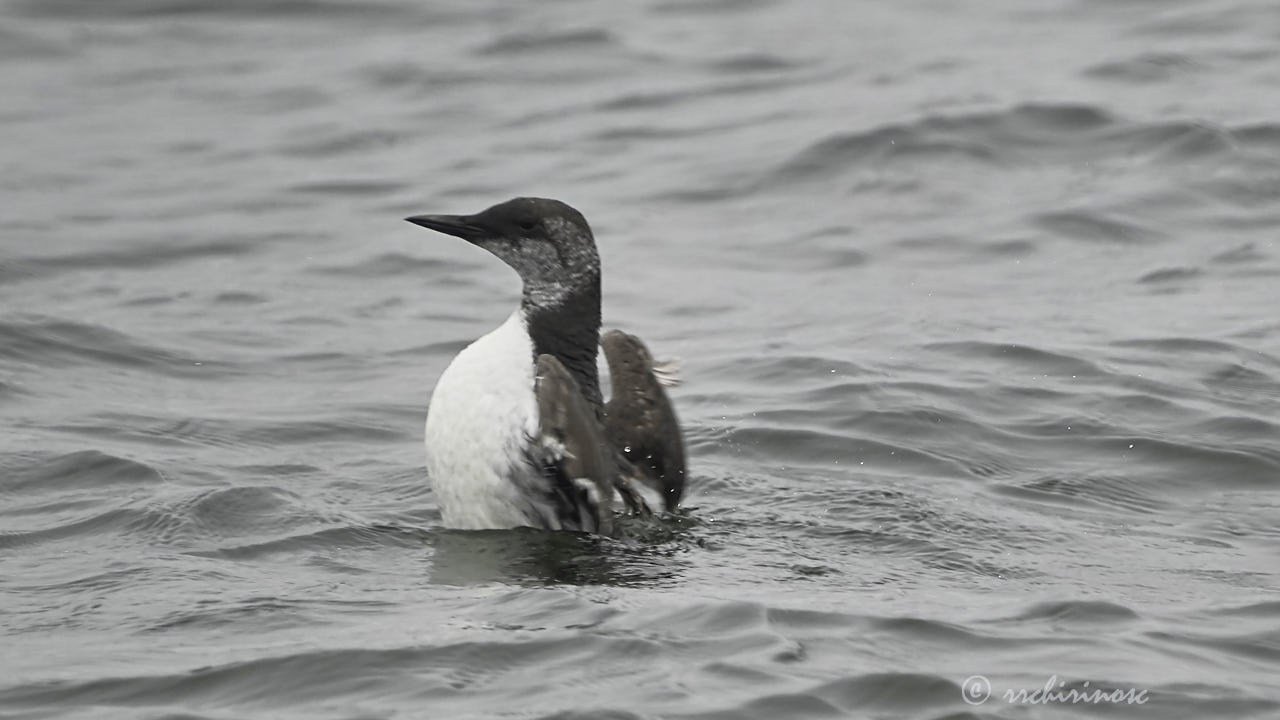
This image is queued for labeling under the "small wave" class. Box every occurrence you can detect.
[4,450,164,494]
[1033,209,1165,244]
[996,474,1167,514]
[596,77,795,114]
[144,595,396,633]
[1232,122,1280,149]
[772,123,1001,183]
[540,712,645,720]
[212,291,268,305]
[1204,514,1280,542]
[650,0,776,16]
[286,179,407,197]
[278,128,404,158]
[867,615,1022,646]
[1209,600,1280,619]
[1085,52,1201,84]
[191,523,426,561]
[1007,599,1142,624]
[923,341,1111,379]
[781,490,1046,580]
[232,463,323,476]
[672,662,1052,718]
[0,646,431,710]
[710,426,961,476]
[184,486,305,531]
[810,673,960,712]
[1148,628,1280,664]
[388,339,471,359]
[1138,266,1203,284]
[0,237,255,284]
[1190,415,1279,441]
[1195,175,1280,214]
[1132,5,1269,38]
[9,0,415,20]
[1203,363,1280,402]
[238,417,409,445]
[588,106,795,144]
[48,411,411,451]
[770,102,1111,183]
[0,377,23,399]
[1136,122,1236,161]
[750,226,869,271]
[359,63,484,95]
[704,353,871,388]
[0,26,74,61]
[0,317,232,377]
[590,124,723,142]
[478,28,617,57]
[1120,436,1280,488]
[6,565,153,595]
[1211,242,1269,264]
[116,484,351,549]
[764,103,1272,196]
[307,252,473,278]
[1111,336,1277,361]
[704,53,806,74]
[0,507,142,550]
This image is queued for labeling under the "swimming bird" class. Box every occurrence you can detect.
[405,197,686,534]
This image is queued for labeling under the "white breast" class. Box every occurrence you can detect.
[425,310,541,529]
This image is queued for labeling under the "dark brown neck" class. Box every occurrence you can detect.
[523,276,602,410]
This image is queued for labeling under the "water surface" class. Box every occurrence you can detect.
[2,1,1279,718]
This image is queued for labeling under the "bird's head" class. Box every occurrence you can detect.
[406,197,599,307]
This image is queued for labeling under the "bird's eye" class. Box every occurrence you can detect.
[518,219,536,232]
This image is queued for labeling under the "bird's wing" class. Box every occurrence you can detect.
[611,451,654,517]
[529,353,615,535]
[600,330,687,512]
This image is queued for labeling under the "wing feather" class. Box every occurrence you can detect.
[532,353,615,534]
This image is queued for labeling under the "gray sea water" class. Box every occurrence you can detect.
[2,1,1279,718]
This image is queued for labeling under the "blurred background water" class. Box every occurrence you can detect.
[2,1,1279,718]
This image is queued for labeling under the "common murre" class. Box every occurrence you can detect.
[405,197,685,534]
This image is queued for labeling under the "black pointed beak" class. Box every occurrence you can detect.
[404,214,483,241]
